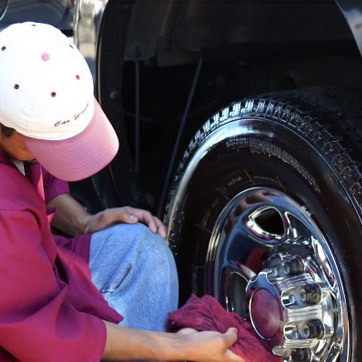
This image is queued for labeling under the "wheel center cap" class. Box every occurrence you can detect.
[250,288,282,338]
[243,254,338,361]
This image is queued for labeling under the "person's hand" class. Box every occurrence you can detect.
[83,206,167,239]
[176,327,246,362]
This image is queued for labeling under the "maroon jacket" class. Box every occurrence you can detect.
[0,153,121,361]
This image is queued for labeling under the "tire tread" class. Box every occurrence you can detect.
[165,87,362,221]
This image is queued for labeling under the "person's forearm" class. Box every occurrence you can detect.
[48,195,168,237]
[48,194,91,236]
[103,321,183,361]
[103,321,244,362]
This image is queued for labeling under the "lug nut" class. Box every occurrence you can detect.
[282,257,304,276]
[301,320,325,339]
[266,254,282,268]
[299,284,322,305]
[302,324,311,339]
[291,348,311,361]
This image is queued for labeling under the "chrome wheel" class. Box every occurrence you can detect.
[206,187,349,362]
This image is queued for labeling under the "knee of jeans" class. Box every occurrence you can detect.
[130,224,175,266]
[126,223,164,246]
[104,222,150,242]
[106,222,175,266]
[130,222,152,237]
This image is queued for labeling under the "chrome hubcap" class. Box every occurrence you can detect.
[206,187,349,362]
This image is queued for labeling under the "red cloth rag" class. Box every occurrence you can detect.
[168,294,282,362]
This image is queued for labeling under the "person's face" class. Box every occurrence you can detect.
[0,127,36,162]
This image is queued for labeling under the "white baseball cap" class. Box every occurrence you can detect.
[0,22,119,181]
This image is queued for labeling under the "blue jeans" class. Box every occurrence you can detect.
[89,223,179,332]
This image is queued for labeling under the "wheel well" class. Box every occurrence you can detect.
[97,0,362,213]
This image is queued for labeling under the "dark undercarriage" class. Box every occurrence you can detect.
[85,0,362,217]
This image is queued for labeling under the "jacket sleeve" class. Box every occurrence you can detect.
[42,167,70,204]
[0,209,106,362]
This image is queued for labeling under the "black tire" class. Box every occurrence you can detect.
[165,87,362,362]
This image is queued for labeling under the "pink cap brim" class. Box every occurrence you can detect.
[21,98,119,181]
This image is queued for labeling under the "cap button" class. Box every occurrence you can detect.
[41,52,50,61]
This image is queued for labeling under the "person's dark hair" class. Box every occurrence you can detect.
[0,124,15,138]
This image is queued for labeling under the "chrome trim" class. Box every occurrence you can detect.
[335,0,362,57]
[73,0,108,77]
[0,0,8,21]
